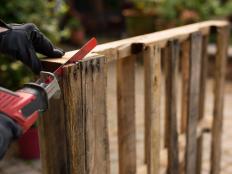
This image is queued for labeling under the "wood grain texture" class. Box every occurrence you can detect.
[93,20,224,60]
[144,46,152,165]
[163,47,169,149]
[165,40,180,174]
[42,21,228,64]
[85,58,110,174]
[117,55,136,174]
[181,39,190,134]
[185,32,202,174]
[39,54,109,174]
[38,21,230,174]
[140,115,212,172]
[180,38,191,174]
[38,96,68,174]
[63,63,86,174]
[146,46,161,174]
[210,26,230,174]
[196,35,209,174]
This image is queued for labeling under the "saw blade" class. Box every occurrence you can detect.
[54,37,97,76]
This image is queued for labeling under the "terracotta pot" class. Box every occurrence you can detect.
[18,128,40,160]
[70,29,85,45]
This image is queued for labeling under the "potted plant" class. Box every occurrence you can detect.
[18,122,40,160]
[67,17,85,45]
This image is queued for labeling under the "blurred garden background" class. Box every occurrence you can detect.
[1,1,232,174]
[0,0,232,90]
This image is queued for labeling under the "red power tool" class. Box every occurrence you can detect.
[0,38,97,132]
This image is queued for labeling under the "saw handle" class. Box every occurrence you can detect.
[0,84,48,133]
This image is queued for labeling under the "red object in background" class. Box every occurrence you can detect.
[18,128,40,160]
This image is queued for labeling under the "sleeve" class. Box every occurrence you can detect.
[0,113,22,159]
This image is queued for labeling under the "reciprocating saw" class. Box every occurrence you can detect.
[0,38,97,158]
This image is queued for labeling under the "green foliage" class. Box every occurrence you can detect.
[130,0,232,25]
[157,0,232,24]
[67,17,82,30]
[0,0,66,89]
[0,0,66,42]
[131,0,159,14]
[155,0,180,21]
[128,0,232,32]
[0,56,33,90]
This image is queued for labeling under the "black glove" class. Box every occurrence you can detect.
[0,20,65,74]
[0,113,22,159]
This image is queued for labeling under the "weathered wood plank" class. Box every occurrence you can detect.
[150,46,161,174]
[85,57,110,174]
[84,60,94,174]
[144,45,161,174]
[180,38,191,174]
[185,32,202,174]
[144,46,152,165]
[165,40,180,174]
[38,21,230,174]
[49,55,109,174]
[93,20,223,59]
[62,63,86,174]
[117,55,136,174]
[41,21,228,65]
[210,26,230,174]
[38,96,68,174]
[163,47,169,149]
[158,115,212,169]
[83,61,90,174]
[180,39,190,134]
[93,58,110,174]
[196,35,209,174]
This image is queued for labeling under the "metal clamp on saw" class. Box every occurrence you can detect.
[0,71,61,132]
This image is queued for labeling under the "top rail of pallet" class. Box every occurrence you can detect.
[43,20,229,65]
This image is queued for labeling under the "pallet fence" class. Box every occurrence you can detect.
[39,20,230,174]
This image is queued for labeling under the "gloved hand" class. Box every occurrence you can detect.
[0,21,65,74]
[0,113,22,159]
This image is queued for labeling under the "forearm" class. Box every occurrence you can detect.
[0,113,22,159]
[0,19,64,159]
[0,22,22,159]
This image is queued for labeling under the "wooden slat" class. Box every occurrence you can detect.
[45,55,109,174]
[144,46,152,165]
[93,20,224,59]
[83,61,91,173]
[165,40,180,174]
[144,45,161,174]
[117,55,136,174]
[150,46,161,174]
[42,21,228,65]
[38,21,230,174]
[180,37,191,174]
[196,35,209,174]
[185,32,202,174]
[163,47,169,149]
[210,26,230,174]
[148,115,213,170]
[62,63,86,174]
[88,58,110,174]
[180,39,190,134]
[38,97,68,174]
